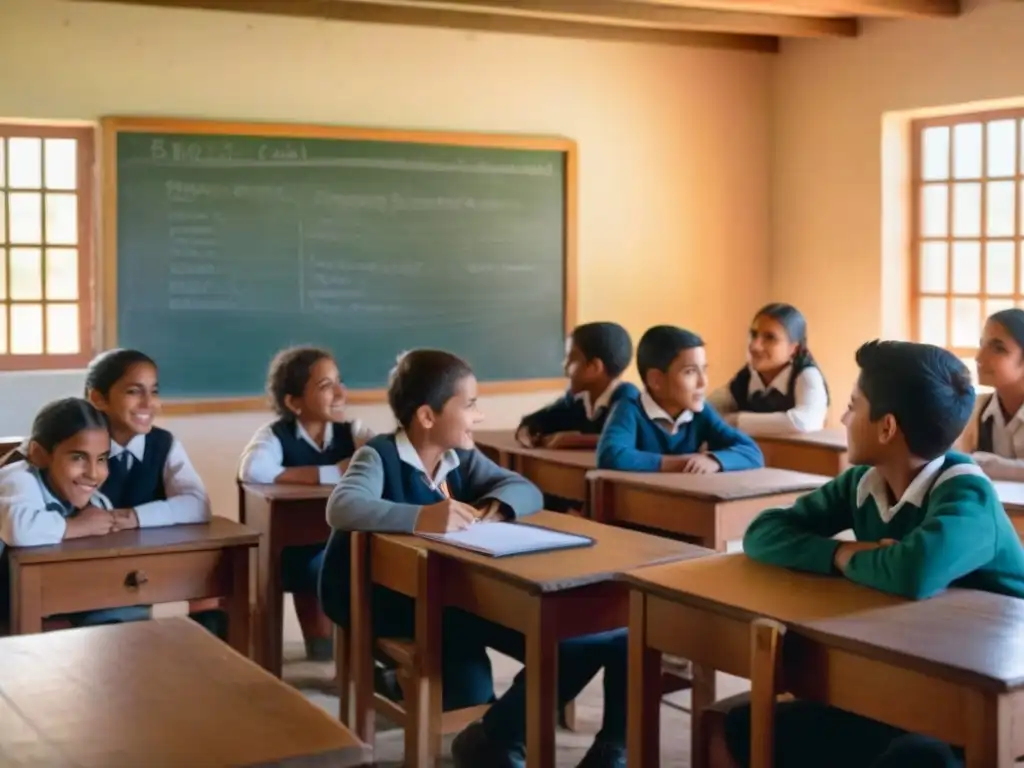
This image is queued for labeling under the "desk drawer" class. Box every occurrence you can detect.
[27,549,235,615]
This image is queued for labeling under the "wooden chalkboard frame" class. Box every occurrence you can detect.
[100,116,577,415]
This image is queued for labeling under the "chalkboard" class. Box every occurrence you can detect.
[101,118,575,408]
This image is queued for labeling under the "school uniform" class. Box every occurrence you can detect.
[707,362,828,435]
[957,392,1024,481]
[239,418,371,594]
[319,432,628,748]
[0,460,151,626]
[723,451,1024,767]
[518,380,639,438]
[596,389,764,472]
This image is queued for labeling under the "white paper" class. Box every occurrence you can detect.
[417,521,592,557]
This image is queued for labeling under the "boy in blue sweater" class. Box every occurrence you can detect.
[596,325,763,473]
[710,340,1024,768]
[517,321,637,449]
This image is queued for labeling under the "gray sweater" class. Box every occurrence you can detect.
[326,445,543,533]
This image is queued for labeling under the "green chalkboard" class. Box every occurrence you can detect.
[105,119,574,402]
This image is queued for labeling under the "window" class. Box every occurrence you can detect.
[911,111,1024,363]
[0,124,94,370]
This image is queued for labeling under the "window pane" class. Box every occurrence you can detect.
[8,138,42,189]
[987,298,1015,318]
[987,181,1016,237]
[952,298,982,348]
[45,303,79,354]
[919,242,947,293]
[921,126,950,181]
[951,241,980,293]
[960,357,978,385]
[9,192,41,244]
[45,248,78,300]
[920,297,947,347]
[921,184,948,237]
[10,247,42,300]
[10,303,42,354]
[44,139,76,190]
[986,241,1015,295]
[953,122,983,179]
[0,307,6,354]
[0,191,4,243]
[0,140,5,187]
[44,193,77,245]
[0,248,5,299]
[988,120,1017,177]
[952,183,981,237]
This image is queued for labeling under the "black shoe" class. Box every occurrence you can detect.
[451,721,526,768]
[575,739,626,768]
[190,609,228,640]
[305,636,334,662]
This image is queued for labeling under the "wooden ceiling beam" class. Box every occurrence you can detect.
[67,0,780,51]
[649,0,959,18]
[400,0,857,38]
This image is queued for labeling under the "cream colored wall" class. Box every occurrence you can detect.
[0,0,772,519]
[772,0,1024,410]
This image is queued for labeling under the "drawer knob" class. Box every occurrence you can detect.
[125,570,149,588]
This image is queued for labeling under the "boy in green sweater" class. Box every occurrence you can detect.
[710,340,1024,768]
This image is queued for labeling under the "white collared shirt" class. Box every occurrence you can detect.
[981,394,1024,460]
[855,455,986,524]
[577,379,622,421]
[239,419,374,485]
[394,430,461,494]
[707,364,828,436]
[640,391,695,435]
[0,460,112,550]
[111,433,211,528]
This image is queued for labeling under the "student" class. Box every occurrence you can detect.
[517,321,637,449]
[710,340,1024,768]
[238,345,373,661]
[0,397,150,626]
[596,325,764,473]
[957,308,1024,481]
[708,303,829,435]
[320,349,628,768]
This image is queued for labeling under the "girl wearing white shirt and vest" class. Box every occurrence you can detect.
[709,303,830,435]
[959,308,1024,480]
[238,346,374,661]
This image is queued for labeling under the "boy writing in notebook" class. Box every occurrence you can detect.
[711,340,1024,768]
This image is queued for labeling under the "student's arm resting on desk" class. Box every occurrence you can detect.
[971,452,1024,482]
[132,440,211,527]
[464,449,543,519]
[844,469,1002,600]
[239,422,371,486]
[518,394,578,443]
[0,466,68,546]
[596,401,663,472]
[732,368,829,436]
[700,406,765,471]
[743,470,859,574]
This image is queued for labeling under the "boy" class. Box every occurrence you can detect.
[712,340,1024,768]
[517,321,637,449]
[596,325,763,473]
[320,349,628,768]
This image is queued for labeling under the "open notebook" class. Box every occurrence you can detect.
[416,521,595,558]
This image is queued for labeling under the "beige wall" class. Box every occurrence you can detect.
[0,0,772,518]
[772,0,1024,410]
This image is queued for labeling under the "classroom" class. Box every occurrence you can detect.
[2,0,1024,766]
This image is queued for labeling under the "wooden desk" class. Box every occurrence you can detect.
[8,517,257,657]
[589,468,828,550]
[755,428,849,477]
[0,617,370,766]
[371,512,710,768]
[624,554,904,767]
[997,482,1024,538]
[0,435,23,460]
[474,429,596,506]
[241,483,332,677]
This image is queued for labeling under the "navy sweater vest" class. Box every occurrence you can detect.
[728,366,805,414]
[100,428,173,509]
[978,393,995,454]
[318,434,471,627]
[520,382,640,436]
[271,418,356,467]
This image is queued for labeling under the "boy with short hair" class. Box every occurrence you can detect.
[517,321,637,449]
[596,325,763,473]
[711,340,1024,768]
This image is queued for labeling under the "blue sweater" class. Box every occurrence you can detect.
[519,382,640,437]
[597,395,764,472]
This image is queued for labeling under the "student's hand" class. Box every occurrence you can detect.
[475,500,510,522]
[111,508,140,531]
[515,427,538,448]
[64,506,116,539]
[542,432,599,450]
[415,499,479,533]
[833,539,895,573]
[661,454,721,474]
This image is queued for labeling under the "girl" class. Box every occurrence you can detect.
[709,303,829,435]
[0,397,150,626]
[960,308,1024,480]
[321,349,628,768]
[238,346,373,661]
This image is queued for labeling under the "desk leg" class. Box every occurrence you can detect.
[691,663,717,768]
[526,598,557,768]
[964,689,1013,768]
[10,565,43,634]
[225,545,253,659]
[628,591,661,768]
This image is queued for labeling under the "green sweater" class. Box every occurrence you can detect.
[743,452,1024,600]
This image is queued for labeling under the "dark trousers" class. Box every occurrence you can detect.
[281,544,325,593]
[724,700,963,768]
[373,585,627,745]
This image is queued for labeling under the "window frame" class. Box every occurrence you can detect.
[0,122,95,371]
[909,108,1024,358]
